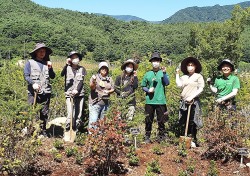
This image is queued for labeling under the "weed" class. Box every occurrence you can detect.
[146,159,161,174]
[128,155,140,166]
[65,147,78,157]
[53,139,64,150]
[152,145,164,155]
[207,160,218,176]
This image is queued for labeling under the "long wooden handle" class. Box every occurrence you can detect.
[70,97,74,140]
[33,91,38,110]
[184,104,192,137]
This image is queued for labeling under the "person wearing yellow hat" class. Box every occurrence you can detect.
[88,61,114,133]
[23,43,55,137]
[114,59,139,120]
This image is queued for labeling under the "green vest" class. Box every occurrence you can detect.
[141,70,168,104]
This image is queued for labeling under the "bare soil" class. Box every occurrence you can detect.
[29,137,250,176]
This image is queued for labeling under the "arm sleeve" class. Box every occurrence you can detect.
[133,76,139,89]
[49,68,56,79]
[114,76,121,95]
[221,88,238,101]
[61,65,68,77]
[142,87,149,93]
[23,61,33,85]
[162,73,170,86]
[76,81,83,92]
[176,74,182,88]
[209,85,218,93]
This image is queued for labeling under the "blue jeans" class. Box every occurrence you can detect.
[88,104,108,132]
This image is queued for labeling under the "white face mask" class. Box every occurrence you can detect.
[72,58,80,65]
[125,67,133,73]
[152,62,160,68]
[187,66,195,72]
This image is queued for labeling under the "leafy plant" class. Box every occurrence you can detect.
[152,145,164,155]
[53,139,64,150]
[207,160,218,176]
[145,159,161,174]
[75,152,83,165]
[128,155,140,166]
[65,147,78,157]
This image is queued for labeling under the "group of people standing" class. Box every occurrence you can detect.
[24,43,240,147]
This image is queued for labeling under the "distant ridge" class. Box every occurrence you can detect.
[95,13,147,22]
[162,1,250,23]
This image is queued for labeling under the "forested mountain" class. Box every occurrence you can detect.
[163,1,250,23]
[96,13,147,22]
[0,0,250,63]
[0,0,190,62]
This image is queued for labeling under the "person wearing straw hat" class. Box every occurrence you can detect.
[207,59,240,111]
[141,51,170,143]
[88,61,114,133]
[176,57,204,147]
[24,43,56,137]
[61,51,87,132]
[114,59,139,120]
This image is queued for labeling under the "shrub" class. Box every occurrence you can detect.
[84,100,127,175]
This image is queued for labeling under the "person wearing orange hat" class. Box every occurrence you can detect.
[24,43,55,137]
[114,59,139,120]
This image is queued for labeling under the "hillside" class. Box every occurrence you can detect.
[96,13,147,22]
[163,1,250,23]
[0,0,190,61]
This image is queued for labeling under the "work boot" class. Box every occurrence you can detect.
[144,135,151,144]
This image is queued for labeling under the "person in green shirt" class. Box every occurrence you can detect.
[141,52,170,143]
[208,59,240,111]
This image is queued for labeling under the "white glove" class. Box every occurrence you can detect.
[72,89,78,95]
[32,83,40,90]
[207,77,211,84]
[47,61,52,68]
[66,58,71,65]
[215,98,224,103]
[186,97,193,102]
[103,90,109,95]
[148,87,154,93]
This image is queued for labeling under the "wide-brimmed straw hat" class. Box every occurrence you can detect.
[68,51,82,61]
[217,59,234,71]
[181,57,202,75]
[29,43,52,59]
[121,59,138,71]
[149,52,162,62]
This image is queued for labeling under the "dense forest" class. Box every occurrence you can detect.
[0,0,250,63]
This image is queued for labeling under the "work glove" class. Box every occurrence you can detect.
[186,97,193,102]
[32,83,40,91]
[121,92,126,98]
[215,98,224,104]
[148,87,155,93]
[206,77,211,84]
[47,61,52,69]
[66,58,71,65]
[103,90,109,95]
[72,89,78,95]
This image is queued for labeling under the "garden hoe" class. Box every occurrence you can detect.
[64,97,76,143]
[179,101,193,149]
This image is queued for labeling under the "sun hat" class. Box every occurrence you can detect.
[121,59,138,71]
[217,59,234,71]
[149,52,162,62]
[68,51,82,61]
[98,61,109,70]
[181,57,202,75]
[29,43,52,58]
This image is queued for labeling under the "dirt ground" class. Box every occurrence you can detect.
[30,136,250,176]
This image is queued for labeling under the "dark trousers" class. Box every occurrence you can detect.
[145,104,167,137]
[28,93,51,132]
[179,103,197,142]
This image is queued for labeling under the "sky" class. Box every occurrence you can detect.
[31,0,247,21]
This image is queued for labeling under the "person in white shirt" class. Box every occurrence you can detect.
[176,57,204,147]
